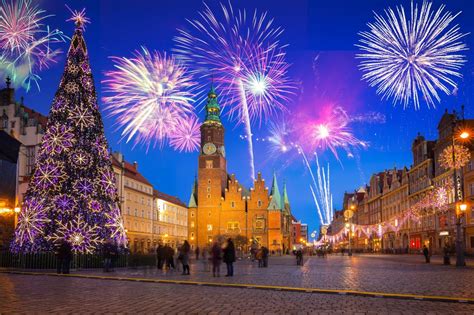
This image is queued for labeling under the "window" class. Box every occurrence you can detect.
[207,194,210,199]
[207,224,213,231]
[470,183,474,196]
[471,206,474,223]
[134,209,137,216]
[25,146,36,176]
[206,160,213,169]
[191,211,194,217]
[257,200,262,207]
[231,201,235,208]
[471,236,474,249]
[208,179,211,184]
[227,222,240,232]
[207,187,211,192]
[191,221,195,228]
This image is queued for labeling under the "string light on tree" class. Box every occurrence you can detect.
[12,9,127,253]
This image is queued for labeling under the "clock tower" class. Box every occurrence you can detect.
[196,86,227,247]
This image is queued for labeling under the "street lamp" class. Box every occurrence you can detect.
[451,111,470,267]
[344,207,355,256]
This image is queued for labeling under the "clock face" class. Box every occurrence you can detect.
[219,146,226,157]
[203,143,216,155]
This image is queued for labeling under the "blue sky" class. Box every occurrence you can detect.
[14,0,474,237]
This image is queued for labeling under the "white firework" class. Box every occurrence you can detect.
[356,1,468,109]
[301,151,333,226]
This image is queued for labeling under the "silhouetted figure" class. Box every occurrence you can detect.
[262,246,269,267]
[180,241,191,275]
[211,242,222,277]
[156,244,165,269]
[422,245,430,263]
[165,245,175,270]
[55,240,72,274]
[195,246,200,261]
[223,238,236,277]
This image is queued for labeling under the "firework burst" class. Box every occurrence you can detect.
[297,106,366,162]
[102,48,197,150]
[169,115,201,153]
[0,0,66,90]
[174,1,293,180]
[357,1,468,109]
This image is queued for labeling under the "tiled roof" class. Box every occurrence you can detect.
[22,106,47,127]
[153,189,187,208]
[111,156,152,186]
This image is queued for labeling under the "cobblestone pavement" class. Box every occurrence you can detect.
[1,273,474,314]
[74,254,474,298]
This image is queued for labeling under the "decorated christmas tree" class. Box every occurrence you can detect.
[12,12,127,253]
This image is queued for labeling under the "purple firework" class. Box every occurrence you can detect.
[169,115,201,153]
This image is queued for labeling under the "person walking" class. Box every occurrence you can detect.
[422,245,430,263]
[156,243,165,270]
[262,246,269,268]
[296,248,303,266]
[223,238,236,277]
[195,246,200,261]
[55,240,72,274]
[165,245,175,270]
[211,242,222,277]
[181,240,191,275]
[102,240,114,272]
[256,247,263,267]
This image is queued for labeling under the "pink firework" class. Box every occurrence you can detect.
[297,106,366,161]
[0,0,65,90]
[102,48,197,150]
[169,116,201,153]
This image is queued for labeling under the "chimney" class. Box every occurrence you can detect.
[133,161,138,170]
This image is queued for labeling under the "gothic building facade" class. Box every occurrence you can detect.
[188,87,292,253]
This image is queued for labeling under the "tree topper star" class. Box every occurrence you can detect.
[66,6,90,30]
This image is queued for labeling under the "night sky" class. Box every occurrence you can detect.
[14,0,474,237]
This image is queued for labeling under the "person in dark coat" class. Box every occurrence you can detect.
[156,244,165,269]
[55,240,72,274]
[211,242,222,277]
[223,238,236,277]
[180,241,191,275]
[422,245,430,263]
[165,245,175,270]
[262,246,269,268]
[195,246,200,261]
[296,249,303,266]
[103,240,114,272]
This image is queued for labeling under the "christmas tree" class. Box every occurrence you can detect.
[12,12,127,254]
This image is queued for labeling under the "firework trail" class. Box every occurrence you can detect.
[300,150,333,226]
[0,0,66,91]
[174,1,293,180]
[102,48,198,151]
[357,1,468,109]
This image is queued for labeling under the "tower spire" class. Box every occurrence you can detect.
[204,85,222,125]
[268,172,281,210]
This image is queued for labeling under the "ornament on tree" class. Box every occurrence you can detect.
[439,144,471,170]
[12,10,127,253]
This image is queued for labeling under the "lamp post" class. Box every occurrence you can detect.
[451,111,470,267]
[344,206,355,256]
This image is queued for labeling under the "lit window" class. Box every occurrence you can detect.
[207,224,213,231]
[206,160,213,169]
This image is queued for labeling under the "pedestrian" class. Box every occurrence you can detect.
[202,246,210,272]
[262,246,269,267]
[422,245,430,263]
[195,246,200,261]
[102,240,114,272]
[175,246,182,272]
[165,245,175,270]
[211,242,222,277]
[156,243,165,269]
[223,238,236,277]
[296,248,303,266]
[180,240,191,275]
[256,247,263,267]
[55,240,72,274]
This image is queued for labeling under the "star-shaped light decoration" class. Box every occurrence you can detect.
[14,198,51,248]
[32,160,66,191]
[48,215,101,254]
[105,205,128,246]
[69,103,95,131]
[66,6,90,30]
